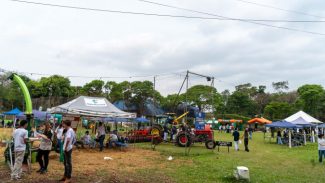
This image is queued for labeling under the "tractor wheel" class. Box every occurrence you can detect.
[150,124,163,137]
[176,132,192,147]
[205,140,216,149]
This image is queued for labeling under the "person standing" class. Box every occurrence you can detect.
[242,128,250,152]
[248,126,253,140]
[55,124,64,152]
[232,128,240,151]
[60,120,75,183]
[277,130,283,145]
[11,120,28,180]
[318,134,325,163]
[171,125,177,142]
[36,123,53,174]
[97,122,106,151]
[163,124,169,142]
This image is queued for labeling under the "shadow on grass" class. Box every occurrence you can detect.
[220,175,250,183]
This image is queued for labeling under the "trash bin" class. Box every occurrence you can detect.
[31,151,38,163]
[234,166,250,181]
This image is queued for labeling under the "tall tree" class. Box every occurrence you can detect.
[226,91,257,115]
[39,75,72,97]
[82,80,105,97]
[272,81,289,93]
[264,102,293,120]
[131,81,155,116]
[185,85,222,112]
[297,84,325,117]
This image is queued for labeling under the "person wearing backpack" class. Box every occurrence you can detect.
[59,120,75,183]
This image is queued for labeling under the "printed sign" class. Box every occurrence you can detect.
[216,141,232,147]
[84,98,107,107]
[215,141,232,153]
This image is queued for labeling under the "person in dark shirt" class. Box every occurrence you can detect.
[277,130,283,145]
[163,125,169,142]
[242,128,250,152]
[171,125,177,141]
[232,128,240,151]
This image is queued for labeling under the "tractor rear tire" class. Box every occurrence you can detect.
[150,124,163,137]
[205,140,216,149]
[176,132,192,147]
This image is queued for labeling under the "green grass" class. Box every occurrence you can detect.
[136,131,325,183]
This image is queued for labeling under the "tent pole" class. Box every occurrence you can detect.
[303,130,306,146]
[289,129,292,148]
[311,127,315,143]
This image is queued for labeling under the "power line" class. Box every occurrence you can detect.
[233,0,325,19]
[7,0,325,35]
[0,67,185,79]
[8,0,325,23]
[136,0,325,36]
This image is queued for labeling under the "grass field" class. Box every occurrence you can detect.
[1,128,325,183]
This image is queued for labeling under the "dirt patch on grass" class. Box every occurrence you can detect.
[0,147,184,183]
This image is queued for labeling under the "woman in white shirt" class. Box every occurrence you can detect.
[97,122,106,151]
[36,123,53,174]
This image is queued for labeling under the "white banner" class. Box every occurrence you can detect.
[84,98,107,107]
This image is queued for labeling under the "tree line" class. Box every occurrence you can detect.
[0,73,324,121]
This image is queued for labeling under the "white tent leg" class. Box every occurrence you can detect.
[312,129,315,143]
[289,130,292,148]
[303,131,306,146]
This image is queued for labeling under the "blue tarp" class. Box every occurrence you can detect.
[16,110,51,121]
[318,123,325,128]
[113,99,164,116]
[265,121,297,128]
[289,117,315,127]
[135,117,149,123]
[3,108,22,115]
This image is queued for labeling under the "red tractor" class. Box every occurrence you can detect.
[175,123,215,149]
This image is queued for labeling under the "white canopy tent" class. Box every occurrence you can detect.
[285,111,322,143]
[285,111,322,124]
[51,96,136,118]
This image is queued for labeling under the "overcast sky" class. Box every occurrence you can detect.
[1,0,325,96]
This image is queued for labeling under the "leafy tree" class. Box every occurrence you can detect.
[272,81,289,93]
[185,85,222,112]
[264,102,294,121]
[82,80,105,96]
[297,84,325,117]
[161,94,183,112]
[226,91,257,116]
[129,81,156,115]
[38,75,72,97]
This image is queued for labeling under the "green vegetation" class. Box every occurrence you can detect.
[136,132,325,183]
[2,71,325,122]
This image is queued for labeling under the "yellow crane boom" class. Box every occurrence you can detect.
[173,111,189,124]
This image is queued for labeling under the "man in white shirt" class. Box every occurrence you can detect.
[318,134,325,163]
[11,120,28,180]
[60,120,75,183]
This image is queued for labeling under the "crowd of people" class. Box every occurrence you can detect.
[10,119,76,183]
[8,118,325,182]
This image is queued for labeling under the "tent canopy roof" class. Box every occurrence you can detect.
[17,110,51,121]
[3,108,22,116]
[51,96,136,118]
[265,121,297,128]
[285,111,322,124]
[248,117,272,124]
